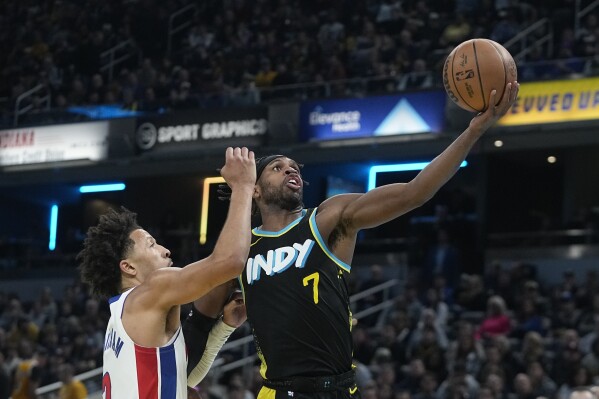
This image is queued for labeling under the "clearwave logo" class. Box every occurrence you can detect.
[135,122,158,150]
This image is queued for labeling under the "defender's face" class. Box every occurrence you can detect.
[257,157,304,211]
[126,229,172,278]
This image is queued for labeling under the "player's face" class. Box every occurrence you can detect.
[126,229,172,277]
[257,157,304,211]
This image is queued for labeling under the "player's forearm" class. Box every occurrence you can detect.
[187,319,235,387]
[347,127,480,229]
[406,126,480,203]
[211,186,254,267]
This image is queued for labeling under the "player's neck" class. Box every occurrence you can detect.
[259,207,304,232]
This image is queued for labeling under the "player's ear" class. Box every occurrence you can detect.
[253,185,260,199]
[119,260,137,277]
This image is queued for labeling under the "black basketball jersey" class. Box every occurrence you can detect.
[240,208,353,380]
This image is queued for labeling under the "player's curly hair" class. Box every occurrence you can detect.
[77,207,140,299]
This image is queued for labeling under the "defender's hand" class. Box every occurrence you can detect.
[222,291,246,328]
[219,147,256,189]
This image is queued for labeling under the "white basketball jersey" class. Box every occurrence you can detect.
[102,288,187,399]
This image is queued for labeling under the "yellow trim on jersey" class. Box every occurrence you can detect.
[258,387,277,399]
[258,350,268,379]
[250,237,263,247]
[308,208,351,272]
[237,275,246,303]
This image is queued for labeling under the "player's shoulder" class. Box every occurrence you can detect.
[318,193,361,212]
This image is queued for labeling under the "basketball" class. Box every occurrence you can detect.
[442,38,517,112]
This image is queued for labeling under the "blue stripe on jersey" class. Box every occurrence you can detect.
[308,209,351,272]
[252,209,307,237]
[159,334,178,399]
[108,294,122,304]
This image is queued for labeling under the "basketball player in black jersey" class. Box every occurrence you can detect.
[222,83,519,399]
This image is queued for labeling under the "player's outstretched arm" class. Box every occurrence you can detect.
[333,82,519,232]
[143,147,256,307]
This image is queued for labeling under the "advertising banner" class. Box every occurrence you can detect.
[299,91,446,141]
[134,107,268,153]
[499,76,599,126]
[0,121,109,167]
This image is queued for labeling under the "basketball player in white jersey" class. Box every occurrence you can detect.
[78,147,256,398]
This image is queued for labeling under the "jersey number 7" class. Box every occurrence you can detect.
[303,272,320,304]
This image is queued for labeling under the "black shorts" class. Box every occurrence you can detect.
[257,385,360,399]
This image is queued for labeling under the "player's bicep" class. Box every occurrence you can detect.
[316,193,363,237]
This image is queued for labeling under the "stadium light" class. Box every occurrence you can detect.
[79,183,126,193]
[368,161,468,191]
[199,177,226,245]
[49,204,58,251]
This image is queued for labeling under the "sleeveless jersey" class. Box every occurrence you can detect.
[103,288,188,399]
[240,208,353,380]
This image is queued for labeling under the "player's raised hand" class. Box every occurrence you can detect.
[470,81,520,134]
[220,147,256,189]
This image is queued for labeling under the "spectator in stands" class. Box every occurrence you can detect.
[401,284,424,327]
[512,373,536,399]
[568,386,599,399]
[409,308,449,352]
[478,342,511,384]
[439,13,471,47]
[456,274,487,312]
[0,352,9,399]
[412,372,437,399]
[57,363,87,399]
[397,58,433,91]
[423,287,449,329]
[353,324,377,365]
[526,361,557,398]
[579,294,599,340]
[489,8,521,44]
[557,367,594,399]
[581,338,599,377]
[409,325,447,379]
[475,296,511,340]
[437,360,479,399]
[553,291,583,331]
[7,317,39,349]
[553,330,584,386]
[423,229,462,291]
[521,280,549,316]
[357,264,387,326]
[484,372,510,399]
[511,298,547,339]
[224,373,253,399]
[11,346,48,399]
[446,321,484,376]
[511,331,550,375]
[397,357,426,394]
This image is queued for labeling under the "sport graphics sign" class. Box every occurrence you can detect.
[299,91,446,141]
[134,107,268,152]
[0,121,109,167]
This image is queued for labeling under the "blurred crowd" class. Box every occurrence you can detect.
[0,0,595,126]
[1,256,599,399]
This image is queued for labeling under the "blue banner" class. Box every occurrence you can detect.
[299,91,447,141]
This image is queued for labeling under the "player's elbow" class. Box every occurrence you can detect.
[212,253,246,279]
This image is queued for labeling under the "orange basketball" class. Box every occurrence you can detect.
[442,38,517,112]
